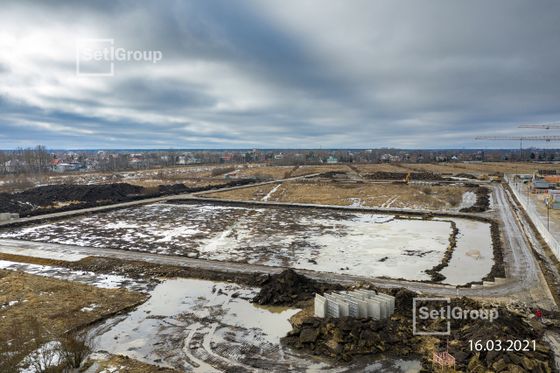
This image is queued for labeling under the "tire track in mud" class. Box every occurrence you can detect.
[183,323,221,372]
[182,291,258,372]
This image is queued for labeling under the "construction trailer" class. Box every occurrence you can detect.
[314,289,395,320]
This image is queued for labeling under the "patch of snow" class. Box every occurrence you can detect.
[0,245,86,262]
[262,183,281,201]
[458,191,476,210]
[81,303,99,312]
[348,198,363,207]
[19,341,62,373]
[0,260,146,290]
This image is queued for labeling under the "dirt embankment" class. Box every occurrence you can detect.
[252,269,343,307]
[425,220,459,282]
[283,284,554,371]
[460,186,490,213]
[483,220,507,281]
[363,171,445,181]
[0,179,258,217]
[63,256,265,286]
[455,173,478,179]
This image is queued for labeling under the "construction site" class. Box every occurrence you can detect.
[1,153,560,372]
[2,1,560,371]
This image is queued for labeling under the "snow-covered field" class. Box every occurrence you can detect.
[0,260,150,291]
[0,203,494,283]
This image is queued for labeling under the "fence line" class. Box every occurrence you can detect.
[506,175,560,260]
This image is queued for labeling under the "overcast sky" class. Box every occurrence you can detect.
[1,0,559,149]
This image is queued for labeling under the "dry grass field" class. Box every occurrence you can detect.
[352,163,410,173]
[375,162,559,175]
[290,164,351,177]
[0,269,146,371]
[205,180,468,210]
[233,165,295,179]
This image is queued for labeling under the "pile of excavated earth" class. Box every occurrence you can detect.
[252,269,343,306]
[255,271,555,372]
[363,171,445,181]
[0,179,257,216]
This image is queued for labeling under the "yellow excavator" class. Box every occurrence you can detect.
[404,172,411,184]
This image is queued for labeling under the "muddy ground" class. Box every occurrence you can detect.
[363,171,448,181]
[0,202,488,282]
[251,271,556,371]
[84,353,180,373]
[282,287,556,372]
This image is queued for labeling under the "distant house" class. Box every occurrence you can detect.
[380,153,401,163]
[52,163,73,172]
[326,156,338,164]
[532,180,553,193]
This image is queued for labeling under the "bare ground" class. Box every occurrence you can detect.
[85,354,179,373]
[0,269,147,370]
[205,180,468,210]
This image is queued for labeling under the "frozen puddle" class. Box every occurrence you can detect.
[91,278,420,372]
[0,260,149,291]
[440,218,494,285]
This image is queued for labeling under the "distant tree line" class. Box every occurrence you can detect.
[0,146,51,175]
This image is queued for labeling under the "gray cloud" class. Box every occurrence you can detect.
[0,0,559,149]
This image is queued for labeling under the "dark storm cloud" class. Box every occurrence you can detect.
[0,0,559,148]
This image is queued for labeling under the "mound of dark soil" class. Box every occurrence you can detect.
[252,269,343,306]
[455,173,478,179]
[364,171,407,180]
[284,293,554,371]
[0,178,259,217]
[446,299,552,372]
[283,315,419,362]
[0,183,145,216]
[157,183,189,195]
[364,171,445,181]
[318,171,348,178]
